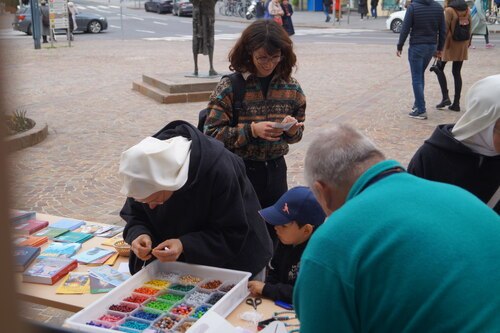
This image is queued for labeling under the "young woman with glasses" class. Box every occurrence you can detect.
[204,20,305,245]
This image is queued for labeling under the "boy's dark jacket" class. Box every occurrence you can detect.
[121,120,273,275]
[408,124,500,213]
[262,239,309,303]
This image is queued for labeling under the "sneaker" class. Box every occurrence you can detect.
[448,104,460,112]
[469,45,476,49]
[486,43,495,49]
[408,110,427,120]
[326,16,331,22]
[436,98,451,109]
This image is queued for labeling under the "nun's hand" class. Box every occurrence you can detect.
[152,239,183,262]
[131,234,153,261]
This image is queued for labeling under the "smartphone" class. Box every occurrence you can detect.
[274,300,294,310]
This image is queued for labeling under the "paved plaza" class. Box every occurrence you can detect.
[1,8,499,325]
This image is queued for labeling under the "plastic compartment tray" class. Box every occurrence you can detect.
[65,261,251,333]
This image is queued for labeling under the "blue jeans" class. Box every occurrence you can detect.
[371,7,377,18]
[323,4,331,19]
[408,44,436,113]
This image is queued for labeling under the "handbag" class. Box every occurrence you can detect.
[273,15,283,25]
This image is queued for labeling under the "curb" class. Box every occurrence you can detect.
[6,117,48,153]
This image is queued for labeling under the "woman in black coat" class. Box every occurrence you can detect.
[281,0,295,36]
[358,0,368,19]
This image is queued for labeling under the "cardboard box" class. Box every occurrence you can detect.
[65,261,251,332]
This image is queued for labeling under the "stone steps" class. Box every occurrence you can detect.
[132,73,221,104]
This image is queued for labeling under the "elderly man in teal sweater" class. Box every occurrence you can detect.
[294,123,500,333]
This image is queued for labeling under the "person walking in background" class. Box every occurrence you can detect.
[323,0,333,22]
[470,0,495,48]
[408,74,500,213]
[370,0,379,18]
[67,1,78,41]
[268,0,284,25]
[397,0,446,120]
[433,0,471,112]
[204,20,305,246]
[281,0,295,35]
[358,0,368,19]
[247,186,325,303]
[40,0,50,43]
[255,0,266,19]
[294,123,500,333]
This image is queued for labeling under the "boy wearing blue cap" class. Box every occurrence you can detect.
[248,186,325,303]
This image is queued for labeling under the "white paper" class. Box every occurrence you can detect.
[118,262,130,274]
[272,121,297,131]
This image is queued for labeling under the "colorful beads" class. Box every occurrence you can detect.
[185,291,209,305]
[200,279,222,290]
[145,300,175,311]
[121,319,150,331]
[123,294,149,304]
[99,313,124,322]
[132,310,161,321]
[191,305,211,319]
[170,284,195,292]
[133,287,159,295]
[158,293,184,303]
[144,279,170,289]
[179,274,202,285]
[153,315,180,330]
[219,283,235,292]
[157,272,180,282]
[86,321,112,328]
[170,303,194,317]
[206,292,224,305]
[109,304,136,313]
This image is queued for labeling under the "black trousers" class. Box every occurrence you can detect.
[244,156,288,247]
[436,60,463,104]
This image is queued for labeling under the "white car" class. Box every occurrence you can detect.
[385,0,444,33]
[386,10,406,33]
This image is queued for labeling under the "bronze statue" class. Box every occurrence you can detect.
[191,0,218,76]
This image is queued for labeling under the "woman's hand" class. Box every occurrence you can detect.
[282,115,304,136]
[152,239,183,262]
[131,234,153,261]
[248,280,265,296]
[251,121,284,141]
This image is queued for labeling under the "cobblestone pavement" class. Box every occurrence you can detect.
[2,11,498,326]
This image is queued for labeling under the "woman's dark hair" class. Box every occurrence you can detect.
[228,20,297,81]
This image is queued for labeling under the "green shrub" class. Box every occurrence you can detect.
[292,0,299,7]
[5,109,35,135]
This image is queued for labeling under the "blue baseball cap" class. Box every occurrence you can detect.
[259,186,326,226]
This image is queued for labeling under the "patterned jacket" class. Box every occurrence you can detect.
[204,72,306,161]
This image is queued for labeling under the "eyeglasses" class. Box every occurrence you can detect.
[254,55,283,65]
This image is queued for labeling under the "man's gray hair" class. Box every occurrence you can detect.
[304,123,385,189]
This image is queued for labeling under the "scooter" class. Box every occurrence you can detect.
[246,0,256,20]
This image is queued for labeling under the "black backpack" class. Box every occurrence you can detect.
[197,73,246,132]
[452,8,470,42]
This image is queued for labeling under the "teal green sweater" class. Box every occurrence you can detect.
[294,160,500,333]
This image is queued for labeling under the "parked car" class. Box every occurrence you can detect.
[172,0,193,16]
[386,0,444,33]
[144,0,173,14]
[12,6,107,35]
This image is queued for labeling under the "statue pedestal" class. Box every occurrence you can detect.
[133,73,224,104]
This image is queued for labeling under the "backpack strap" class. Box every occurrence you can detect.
[222,73,246,127]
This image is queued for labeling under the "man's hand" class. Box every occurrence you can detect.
[435,50,442,59]
[396,50,402,57]
[131,234,153,261]
[152,239,183,262]
[248,280,265,296]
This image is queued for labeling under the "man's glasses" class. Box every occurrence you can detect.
[254,55,283,65]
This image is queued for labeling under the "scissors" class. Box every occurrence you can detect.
[246,297,262,310]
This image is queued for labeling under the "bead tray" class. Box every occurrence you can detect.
[65,261,251,333]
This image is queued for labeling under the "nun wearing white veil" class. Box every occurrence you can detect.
[408,74,500,213]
